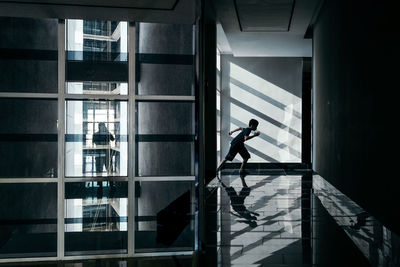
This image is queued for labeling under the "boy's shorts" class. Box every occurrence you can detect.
[225,142,250,161]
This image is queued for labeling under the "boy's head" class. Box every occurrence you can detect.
[249,119,259,130]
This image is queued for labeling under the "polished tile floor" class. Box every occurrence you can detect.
[201,170,370,267]
[1,170,375,267]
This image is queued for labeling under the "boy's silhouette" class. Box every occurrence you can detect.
[217,119,260,174]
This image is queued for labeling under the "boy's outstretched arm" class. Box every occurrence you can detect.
[229,127,242,135]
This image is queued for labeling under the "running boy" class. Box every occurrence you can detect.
[217,119,260,174]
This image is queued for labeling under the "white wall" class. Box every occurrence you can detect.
[220,55,303,163]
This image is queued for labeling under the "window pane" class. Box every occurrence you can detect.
[0,99,58,178]
[135,181,194,252]
[137,23,194,96]
[66,82,128,95]
[67,20,128,62]
[138,23,193,55]
[137,64,193,96]
[0,17,58,93]
[0,17,58,50]
[65,181,128,255]
[0,183,57,258]
[65,100,128,177]
[137,102,194,135]
[136,142,194,177]
[0,60,58,94]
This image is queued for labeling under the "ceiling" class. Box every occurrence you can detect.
[0,0,196,24]
[0,0,179,9]
[0,0,321,56]
[214,0,322,57]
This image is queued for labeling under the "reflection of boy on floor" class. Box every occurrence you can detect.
[217,119,260,174]
[220,173,260,227]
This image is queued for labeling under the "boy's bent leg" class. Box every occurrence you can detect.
[238,145,251,172]
[239,158,248,172]
[218,145,237,174]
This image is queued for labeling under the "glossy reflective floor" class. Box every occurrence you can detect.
[201,169,371,267]
[3,170,393,267]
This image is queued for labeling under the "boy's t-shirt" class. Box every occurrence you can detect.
[230,127,251,146]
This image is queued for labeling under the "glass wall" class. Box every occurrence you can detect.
[0,17,59,260]
[65,100,128,177]
[64,181,128,255]
[0,183,57,258]
[0,17,196,262]
[134,22,196,253]
[135,181,195,252]
[64,19,130,257]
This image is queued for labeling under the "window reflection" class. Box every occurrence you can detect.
[67,20,128,61]
[65,182,127,255]
[135,181,195,252]
[65,100,128,177]
[0,183,57,258]
[67,82,128,95]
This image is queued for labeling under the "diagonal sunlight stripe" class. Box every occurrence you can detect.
[229,102,301,161]
[230,62,301,114]
[224,112,301,159]
[228,120,299,163]
[230,82,301,133]
[229,122,276,162]
[230,77,302,120]
[229,97,301,139]
[229,184,301,264]
[229,122,300,162]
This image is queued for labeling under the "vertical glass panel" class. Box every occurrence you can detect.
[0,17,58,93]
[136,101,195,176]
[136,102,194,135]
[66,20,128,61]
[0,60,58,93]
[0,17,58,50]
[138,23,193,55]
[0,99,58,178]
[64,181,128,255]
[136,142,194,177]
[66,82,128,95]
[135,181,194,252]
[65,100,128,177]
[137,22,194,96]
[0,183,57,258]
[137,64,194,96]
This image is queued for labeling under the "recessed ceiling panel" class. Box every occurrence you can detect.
[1,0,179,10]
[235,0,295,32]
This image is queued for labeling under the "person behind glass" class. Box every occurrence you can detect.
[216,119,260,174]
[93,122,115,190]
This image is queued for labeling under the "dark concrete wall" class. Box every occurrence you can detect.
[313,0,399,234]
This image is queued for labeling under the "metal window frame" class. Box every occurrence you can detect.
[0,19,197,263]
